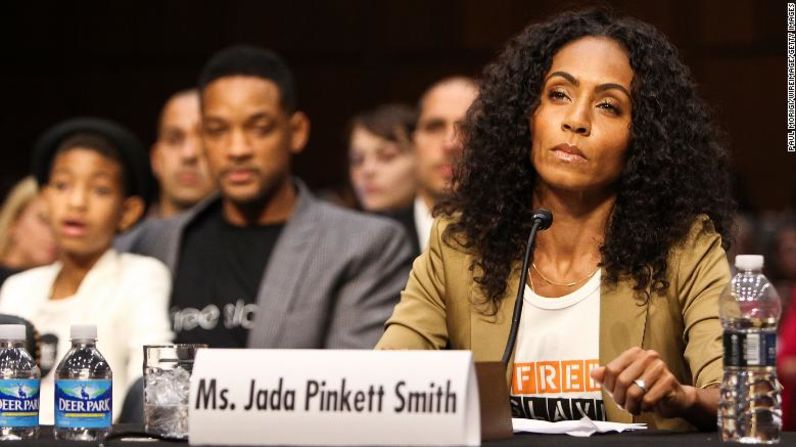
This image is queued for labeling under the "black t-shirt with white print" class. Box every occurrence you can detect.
[170,201,284,347]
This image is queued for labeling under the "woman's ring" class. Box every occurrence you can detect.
[633,378,648,393]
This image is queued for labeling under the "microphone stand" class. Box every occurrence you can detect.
[501,211,552,367]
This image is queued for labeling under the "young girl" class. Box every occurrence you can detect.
[0,118,173,424]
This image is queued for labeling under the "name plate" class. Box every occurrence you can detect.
[188,349,480,446]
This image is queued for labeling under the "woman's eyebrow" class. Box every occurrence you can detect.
[546,71,578,85]
[595,83,631,98]
[546,71,631,98]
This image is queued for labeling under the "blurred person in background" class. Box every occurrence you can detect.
[775,217,796,430]
[767,217,796,308]
[0,176,57,285]
[150,89,215,218]
[126,45,412,349]
[727,213,758,272]
[779,286,796,430]
[348,103,419,252]
[411,76,478,252]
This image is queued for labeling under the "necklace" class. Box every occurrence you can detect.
[531,263,599,287]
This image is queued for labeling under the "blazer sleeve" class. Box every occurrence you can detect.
[323,220,414,349]
[376,217,451,350]
[673,217,730,389]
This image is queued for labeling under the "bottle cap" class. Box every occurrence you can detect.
[0,324,25,341]
[735,254,764,271]
[70,324,97,340]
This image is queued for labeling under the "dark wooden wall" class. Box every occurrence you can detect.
[1,0,792,210]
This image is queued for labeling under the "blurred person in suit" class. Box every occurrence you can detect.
[125,45,413,349]
[411,76,478,252]
[0,177,57,285]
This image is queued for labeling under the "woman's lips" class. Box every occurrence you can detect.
[551,143,588,163]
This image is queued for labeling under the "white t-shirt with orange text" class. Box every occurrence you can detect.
[510,270,604,421]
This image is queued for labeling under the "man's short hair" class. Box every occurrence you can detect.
[156,88,198,137]
[197,45,298,113]
[417,75,477,112]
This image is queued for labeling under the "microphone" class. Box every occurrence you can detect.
[529,209,553,231]
[501,209,553,366]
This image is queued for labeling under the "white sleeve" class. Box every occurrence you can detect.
[0,273,32,318]
[0,278,14,313]
[123,257,174,390]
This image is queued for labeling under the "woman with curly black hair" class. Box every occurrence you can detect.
[377,8,734,431]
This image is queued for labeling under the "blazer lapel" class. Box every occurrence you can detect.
[246,180,317,348]
[599,274,649,423]
[470,266,519,385]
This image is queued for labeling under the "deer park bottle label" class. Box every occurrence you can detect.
[54,379,111,428]
[0,379,39,427]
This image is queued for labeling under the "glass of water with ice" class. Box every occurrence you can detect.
[143,344,207,439]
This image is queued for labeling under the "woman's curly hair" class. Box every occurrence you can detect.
[438,8,734,309]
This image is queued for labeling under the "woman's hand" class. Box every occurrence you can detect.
[590,347,716,426]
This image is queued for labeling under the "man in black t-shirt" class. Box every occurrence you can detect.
[128,46,413,349]
[170,201,284,347]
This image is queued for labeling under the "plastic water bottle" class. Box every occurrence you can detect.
[0,324,40,440]
[53,324,112,441]
[718,255,782,444]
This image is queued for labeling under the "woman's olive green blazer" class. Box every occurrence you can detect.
[377,215,730,431]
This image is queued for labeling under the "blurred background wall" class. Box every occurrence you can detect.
[0,0,792,211]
